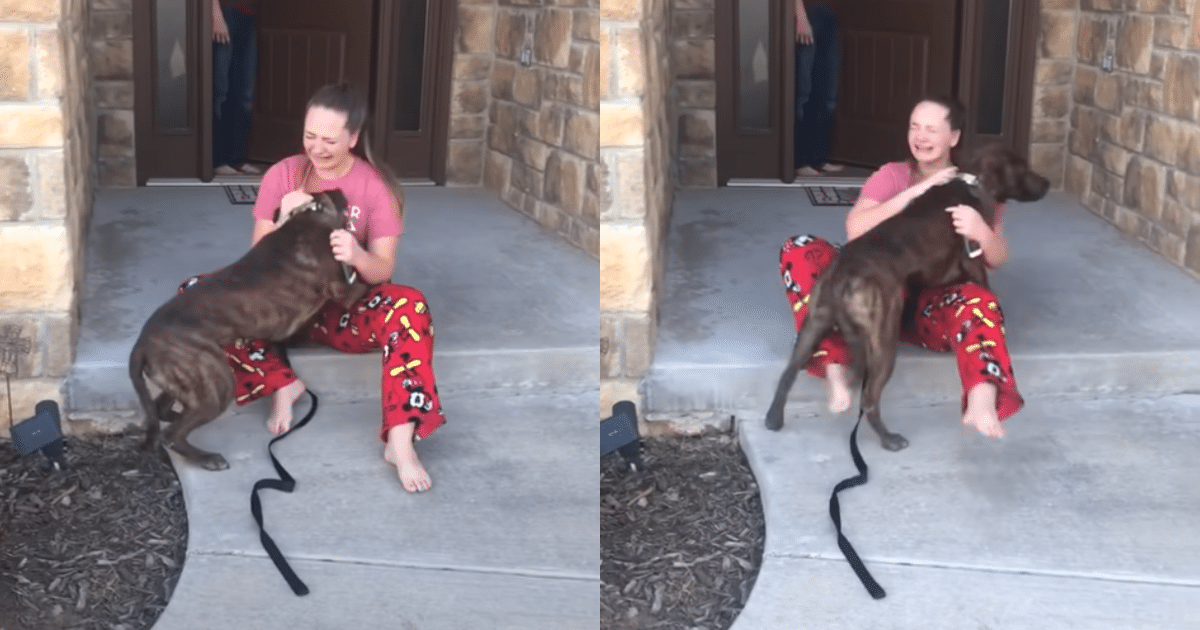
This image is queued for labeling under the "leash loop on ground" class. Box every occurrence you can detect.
[250,389,318,596]
[829,406,887,599]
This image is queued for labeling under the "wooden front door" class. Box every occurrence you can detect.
[245,0,376,164]
[714,0,1040,180]
[133,0,455,184]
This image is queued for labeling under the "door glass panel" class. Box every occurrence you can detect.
[393,0,428,133]
[154,0,189,132]
[737,0,770,131]
[975,0,1010,135]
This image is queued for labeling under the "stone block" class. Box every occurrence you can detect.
[484,148,511,193]
[1191,4,1200,50]
[0,0,60,21]
[599,0,642,21]
[1168,170,1200,204]
[445,139,484,186]
[581,42,600,109]
[512,66,542,109]
[456,5,494,55]
[600,102,644,148]
[0,223,72,310]
[490,60,516,102]
[1163,54,1200,119]
[1131,0,1172,10]
[1039,0,1079,7]
[599,26,612,99]
[615,26,645,98]
[454,80,489,115]
[96,155,135,188]
[678,109,715,156]
[1064,154,1092,197]
[97,109,134,154]
[1115,14,1153,73]
[1040,10,1077,58]
[1030,144,1065,189]
[1034,58,1073,85]
[573,7,597,43]
[41,313,73,377]
[90,39,132,80]
[449,114,487,140]
[675,81,716,108]
[678,156,717,188]
[0,105,62,148]
[545,150,583,212]
[0,156,31,221]
[1031,119,1069,144]
[672,39,714,80]
[672,10,715,39]
[1160,198,1191,237]
[34,29,64,100]
[563,107,598,160]
[93,80,133,108]
[36,150,66,219]
[453,54,492,82]
[492,8,525,60]
[516,135,550,172]
[1069,106,1099,157]
[1150,49,1167,78]
[90,9,133,39]
[623,312,654,377]
[600,223,652,311]
[1123,157,1164,218]
[1034,84,1071,119]
[0,29,31,100]
[1082,0,1123,10]
[1093,73,1121,112]
[534,9,572,68]
[1126,76,1164,110]
[1076,15,1109,66]
[601,314,619,378]
[1100,108,1146,151]
[604,149,645,220]
[600,378,642,420]
[1179,123,1200,175]
[1154,16,1190,47]
[1073,64,1097,106]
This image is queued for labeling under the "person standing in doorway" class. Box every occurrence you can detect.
[212,0,262,176]
[794,0,844,176]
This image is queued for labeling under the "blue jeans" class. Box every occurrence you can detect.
[213,7,257,168]
[794,8,841,170]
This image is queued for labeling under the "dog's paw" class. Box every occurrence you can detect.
[200,454,230,471]
[880,433,909,451]
[764,409,785,431]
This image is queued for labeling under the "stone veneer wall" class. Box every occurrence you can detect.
[480,0,600,257]
[90,0,134,187]
[0,0,94,437]
[599,0,673,413]
[1059,0,1200,273]
[671,0,715,188]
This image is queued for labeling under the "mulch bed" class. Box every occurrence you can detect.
[0,433,187,630]
[601,430,766,630]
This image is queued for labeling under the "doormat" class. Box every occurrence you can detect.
[806,186,860,206]
[225,185,259,205]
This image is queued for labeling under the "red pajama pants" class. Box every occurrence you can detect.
[778,234,1024,422]
[177,274,447,441]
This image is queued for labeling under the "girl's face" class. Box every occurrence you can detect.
[303,106,359,174]
[907,101,960,166]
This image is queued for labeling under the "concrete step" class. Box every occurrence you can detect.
[67,185,598,429]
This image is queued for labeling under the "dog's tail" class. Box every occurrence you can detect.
[765,289,837,430]
[128,342,160,450]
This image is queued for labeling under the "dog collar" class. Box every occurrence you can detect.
[957,173,978,185]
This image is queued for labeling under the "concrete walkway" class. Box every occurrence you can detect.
[70,185,599,629]
[651,187,1200,629]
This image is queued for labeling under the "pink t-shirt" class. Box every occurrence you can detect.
[859,161,1004,228]
[253,155,404,247]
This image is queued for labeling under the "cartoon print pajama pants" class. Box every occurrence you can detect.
[778,234,1024,422]
[177,274,447,441]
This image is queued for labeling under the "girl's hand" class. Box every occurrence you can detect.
[277,191,313,225]
[330,229,361,265]
[796,14,814,45]
[213,2,230,44]
[945,204,991,242]
[922,166,958,192]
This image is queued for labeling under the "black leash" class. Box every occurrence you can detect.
[828,387,887,598]
[250,389,319,596]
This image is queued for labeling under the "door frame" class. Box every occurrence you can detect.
[133,0,455,185]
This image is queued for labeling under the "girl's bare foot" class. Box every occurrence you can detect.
[266,379,307,435]
[384,422,432,493]
[819,162,845,173]
[796,165,823,177]
[825,363,853,414]
[963,382,1004,438]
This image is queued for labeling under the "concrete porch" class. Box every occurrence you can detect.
[66,185,600,628]
[649,187,1200,628]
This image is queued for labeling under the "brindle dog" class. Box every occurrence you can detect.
[129,189,359,470]
[764,144,1050,451]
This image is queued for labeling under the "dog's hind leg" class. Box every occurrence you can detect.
[765,300,835,431]
[163,355,236,471]
[854,292,909,451]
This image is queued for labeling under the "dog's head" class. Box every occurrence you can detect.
[965,143,1050,204]
[274,189,351,229]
